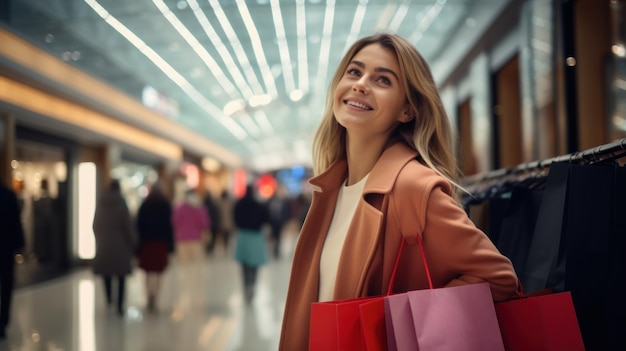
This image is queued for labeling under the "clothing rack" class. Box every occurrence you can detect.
[461,138,626,187]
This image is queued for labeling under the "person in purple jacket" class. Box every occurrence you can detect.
[171,189,210,301]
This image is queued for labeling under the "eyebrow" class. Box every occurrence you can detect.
[350,60,399,81]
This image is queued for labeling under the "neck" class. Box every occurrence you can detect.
[345,133,387,186]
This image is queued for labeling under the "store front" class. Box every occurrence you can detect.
[11,137,73,288]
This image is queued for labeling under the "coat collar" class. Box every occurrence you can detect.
[309,142,420,194]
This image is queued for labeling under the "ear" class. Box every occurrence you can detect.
[399,104,415,123]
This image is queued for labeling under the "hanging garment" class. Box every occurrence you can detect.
[521,162,570,293]
[564,163,626,351]
[495,185,544,280]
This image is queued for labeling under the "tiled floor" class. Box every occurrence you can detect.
[1,232,297,351]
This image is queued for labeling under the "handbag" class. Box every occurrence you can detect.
[495,283,585,351]
[385,238,505,351]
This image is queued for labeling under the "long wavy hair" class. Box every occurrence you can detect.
[311,33,462,197]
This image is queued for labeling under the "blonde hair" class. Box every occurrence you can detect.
[312,33,462,197]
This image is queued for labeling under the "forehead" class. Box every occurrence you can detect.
[351,44,400,70]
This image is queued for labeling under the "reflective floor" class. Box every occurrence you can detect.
[1,231,297,351]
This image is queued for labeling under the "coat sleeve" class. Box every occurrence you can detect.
[395,165,518,301]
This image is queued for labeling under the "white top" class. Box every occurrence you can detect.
[318,174,369,302]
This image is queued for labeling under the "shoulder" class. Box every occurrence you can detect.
[395,160,452,198]
[389,160,454,242]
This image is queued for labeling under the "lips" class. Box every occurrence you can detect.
[344,98,373,110]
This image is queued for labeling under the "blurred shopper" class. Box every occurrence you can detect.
[171,189,209,307]
[92,179,135,316]
[217,190,235,252]
[267,185,291,259]
[203,191,221,254]
[233,184,270,304]
[172,189,210,264]
[33,179,58,264]
[292,192,311,233]
[0,182,25,339]
[136,183,174,312]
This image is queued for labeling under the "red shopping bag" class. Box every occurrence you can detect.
[309,296,383,351]
[309,236,410,351]
[495,286,585,351]
[359,298,387,351]
[385,238,505,351]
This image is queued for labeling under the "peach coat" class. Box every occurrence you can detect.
[278,142,518,350]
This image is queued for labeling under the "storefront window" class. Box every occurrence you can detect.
[12,140,68,267]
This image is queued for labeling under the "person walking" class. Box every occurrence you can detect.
[171,189,210,305]
[203,191,222,254]
[216,190,235,252]
[92,179,135,316]
[267,185,291,258]
[136,183,174,312]
[233,184,270,304]
[0,182,25,339]
[278,33,518,350]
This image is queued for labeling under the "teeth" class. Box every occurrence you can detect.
[346,100,371,110]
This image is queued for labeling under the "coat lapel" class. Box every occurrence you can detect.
[331,143,419,298]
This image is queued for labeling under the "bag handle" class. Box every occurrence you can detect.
[386,235,434,296]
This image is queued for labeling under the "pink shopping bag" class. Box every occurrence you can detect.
[385,238,505,351]
[407,282,505,351]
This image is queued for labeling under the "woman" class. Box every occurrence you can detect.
[136,183,174,312]
[171,189,210,303]
[233,184,269,304]
[278,33,518,350]
[92,179,135,316]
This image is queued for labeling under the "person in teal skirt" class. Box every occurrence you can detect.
[233,184,270,303]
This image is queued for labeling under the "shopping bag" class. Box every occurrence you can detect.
[495,289,585,351]
[309,295,383,351]
[385,237,504,351]
[407,282,505,351]
[384,293,418,351]
[310,231,410,351]
[359,298,387,351]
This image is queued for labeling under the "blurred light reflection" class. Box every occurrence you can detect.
[78,280,96,351]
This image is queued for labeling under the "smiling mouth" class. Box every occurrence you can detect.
[344,100,373,110]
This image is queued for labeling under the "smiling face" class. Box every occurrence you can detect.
[333,43,414,140]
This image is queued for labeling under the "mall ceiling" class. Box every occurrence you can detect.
[1,0,511,172]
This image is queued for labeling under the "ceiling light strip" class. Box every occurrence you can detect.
[313,0,336,100]
[186,0,254,99]
[84,0,248,140]
[409,0,446,43]
[208,0,265,95]
[375,4,397,31]
[342,0,368,54]
[151,0,240,98]
[236,0,278,97]
[253,110,275,135]
[238,115,262,137]
[296,0,309,93]
[388,2,410,33]
[270,0,296,94]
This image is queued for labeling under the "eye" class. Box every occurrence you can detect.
[346,67,361,77]
[376,76,392,85]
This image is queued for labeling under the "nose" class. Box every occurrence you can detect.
[352,77,369,94]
